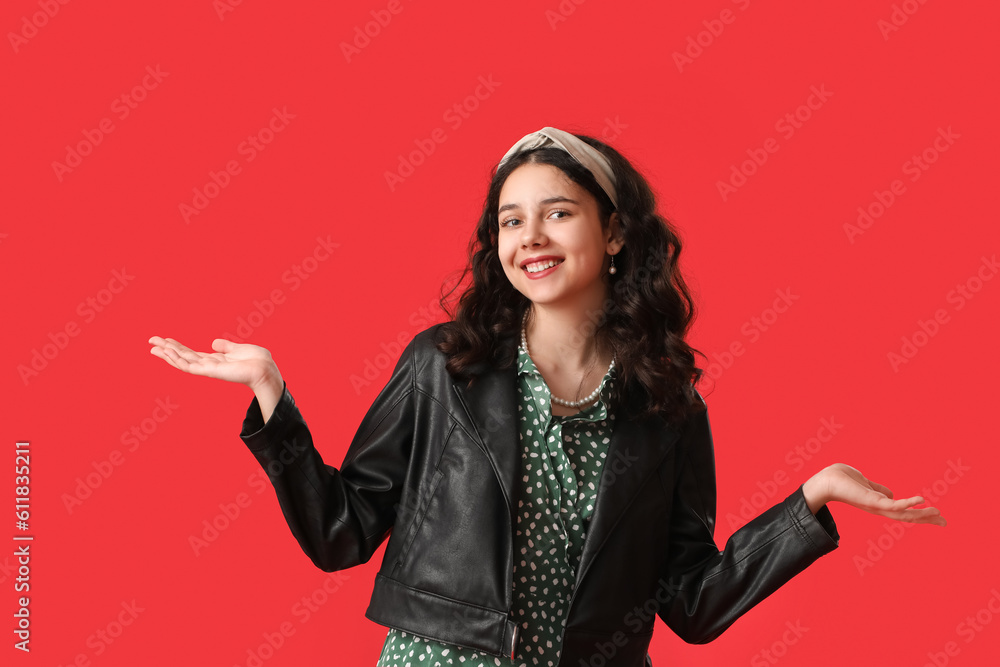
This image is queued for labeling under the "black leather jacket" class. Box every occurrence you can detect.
[239,324,840,666]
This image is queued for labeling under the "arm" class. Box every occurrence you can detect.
[239,341,416,572]
[658,403,840,644]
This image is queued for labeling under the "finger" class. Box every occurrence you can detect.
[150,345,176,362]
[164,348,209,376]
[871,503,945,524]
[855,486,897,508]
[838,466,894,500]
[868,481,894,499]
[161,346,198,371]
[150,346,182,371]
[161,347,185,365]
[872,496,925,511]
[875,496,925,512]
[212,338,236,352]
[164,337,193,353]
[891,508,947,526]
[163,341,204,363]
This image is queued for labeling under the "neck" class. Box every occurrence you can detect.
[523,298,610,372]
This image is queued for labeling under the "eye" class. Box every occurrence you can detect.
[499,209,571,228]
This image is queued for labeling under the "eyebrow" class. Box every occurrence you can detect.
[498,196,580,215]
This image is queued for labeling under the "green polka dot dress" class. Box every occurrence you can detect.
[375,345,617,667]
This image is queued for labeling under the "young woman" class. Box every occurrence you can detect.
[148,127,945,667]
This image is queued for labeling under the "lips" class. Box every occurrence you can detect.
[521,255,566,269]
[524,259,564,273]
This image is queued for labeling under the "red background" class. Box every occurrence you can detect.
[3,1,998,665]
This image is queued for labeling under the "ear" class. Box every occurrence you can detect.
[606,212,625,254]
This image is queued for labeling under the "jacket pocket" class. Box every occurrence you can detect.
[392,467,446,575]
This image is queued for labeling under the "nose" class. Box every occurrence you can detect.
[519,214,547,247]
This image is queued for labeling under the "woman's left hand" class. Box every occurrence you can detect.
[802,463,947,526]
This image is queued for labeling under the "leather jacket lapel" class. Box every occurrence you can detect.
[574,402,682,593]
[449,342,521,538]
[450,332,685,597]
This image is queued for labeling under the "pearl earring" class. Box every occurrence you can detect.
[608,254,617,275]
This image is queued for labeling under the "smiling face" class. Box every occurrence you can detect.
[497,162,621,313]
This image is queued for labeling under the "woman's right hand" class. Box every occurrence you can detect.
[148,336,285,422]
[147,336,280,391]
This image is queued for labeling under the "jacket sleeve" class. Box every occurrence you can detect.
[238,339,416,572]
[658,397,840,643]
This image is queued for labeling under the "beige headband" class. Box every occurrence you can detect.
[497,126,618,209]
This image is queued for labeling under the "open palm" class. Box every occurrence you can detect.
[816,463,947,526]
[147,336,275,388]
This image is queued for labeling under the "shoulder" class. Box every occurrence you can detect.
[410,322,448,348]
[398,323,455,383]
[406,323,449,361]
[403,322,518,389]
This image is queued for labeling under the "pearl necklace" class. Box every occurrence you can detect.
[520,311,615,408]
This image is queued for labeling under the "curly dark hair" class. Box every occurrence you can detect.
[435,131,706,426]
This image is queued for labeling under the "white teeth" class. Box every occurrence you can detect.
[525,259,562,273]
